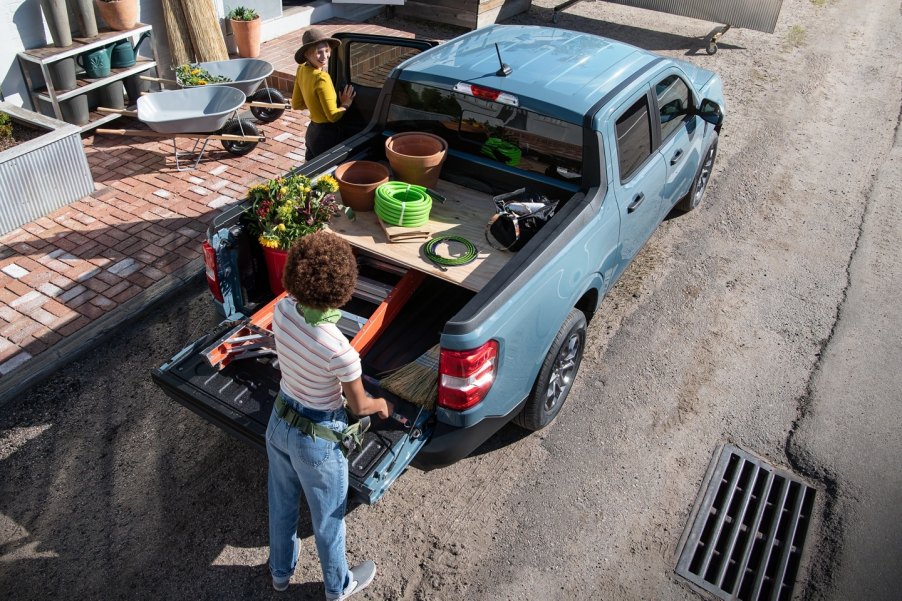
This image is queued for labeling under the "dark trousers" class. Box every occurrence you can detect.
[305,121,344,161]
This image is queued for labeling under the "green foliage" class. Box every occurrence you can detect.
[0,112,12,142]
[174,64,233,87]
[786,25,807,47]
[227,6,259,21]
[245,174,341,250]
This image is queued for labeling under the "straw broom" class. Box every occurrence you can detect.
[380,345,439,411]
[179,0,229,62]
[162,0,195,66]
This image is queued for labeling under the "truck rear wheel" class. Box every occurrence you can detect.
[515,308,586,431]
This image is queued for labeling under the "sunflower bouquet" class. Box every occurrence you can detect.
[245,173,341,250]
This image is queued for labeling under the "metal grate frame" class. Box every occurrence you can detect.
[676,444,816,601]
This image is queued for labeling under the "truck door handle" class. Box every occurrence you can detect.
[670,149,684,165]
[627,193,644,213]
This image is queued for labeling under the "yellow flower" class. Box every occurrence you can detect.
[259,236,280,248]
[277,223,286,231]
[192,68,201,75]
[279,187,289,196]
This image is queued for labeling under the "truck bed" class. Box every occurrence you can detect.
[327,178,511,292]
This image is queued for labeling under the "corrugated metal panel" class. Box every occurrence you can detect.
[0,132,95,236]
[604,0,784,34]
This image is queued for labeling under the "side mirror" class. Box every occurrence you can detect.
[697,99,724,127]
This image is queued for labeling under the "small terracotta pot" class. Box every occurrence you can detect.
[95,0,138,31]
[335,161,390,212]
[385,132,448,189]
[230,17,261,58]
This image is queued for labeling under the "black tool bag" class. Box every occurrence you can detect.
[486,188,558,251]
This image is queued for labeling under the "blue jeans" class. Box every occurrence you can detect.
[266,394,352,596]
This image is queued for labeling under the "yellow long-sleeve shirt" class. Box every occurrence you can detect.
[291,64,345,124]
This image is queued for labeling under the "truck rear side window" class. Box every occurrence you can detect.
[387,81,583,184]
[348,43,422,89]
[615,96,652,182]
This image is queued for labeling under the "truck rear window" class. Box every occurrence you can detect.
[387,81,583,184]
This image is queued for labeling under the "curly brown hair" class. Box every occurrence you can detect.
[281,231,357,310]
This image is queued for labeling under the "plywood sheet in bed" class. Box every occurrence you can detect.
[327,180,510,292]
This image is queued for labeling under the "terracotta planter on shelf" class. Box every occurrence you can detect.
[94,0,138,31]
[334,161,390,212]
[262,246,288,295]
[230,17,261,58]
[385,132,448,189]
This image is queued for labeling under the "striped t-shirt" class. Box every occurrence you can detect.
[272,297,361,411]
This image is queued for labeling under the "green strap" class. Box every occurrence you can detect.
[274,395,343,443]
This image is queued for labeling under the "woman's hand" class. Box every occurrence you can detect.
[339,84,356,109]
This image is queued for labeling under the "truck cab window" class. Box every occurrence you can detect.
[615,96,652,182]
[348,43,422,89]
[387,81,583,184]
[655,75,691,141]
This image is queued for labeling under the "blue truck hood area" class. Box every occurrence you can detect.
[397,25,659,124]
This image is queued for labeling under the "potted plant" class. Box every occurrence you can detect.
[244,173,341,294]
[94,0,139,31]
[227,6,261,58]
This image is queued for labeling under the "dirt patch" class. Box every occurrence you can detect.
[0,119,45,153]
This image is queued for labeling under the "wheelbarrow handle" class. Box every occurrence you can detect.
[97,107,138,118]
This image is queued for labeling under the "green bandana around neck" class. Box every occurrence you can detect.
[297,304,341,326]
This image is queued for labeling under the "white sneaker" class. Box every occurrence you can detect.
[325,560,376,600]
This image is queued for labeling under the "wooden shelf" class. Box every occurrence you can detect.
[16,24,158,131]
[34,60,156,103]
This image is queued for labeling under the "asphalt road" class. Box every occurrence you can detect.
[2,0,901,600]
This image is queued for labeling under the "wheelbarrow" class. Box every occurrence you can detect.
[96,86,266,171]
[144,58,289,123]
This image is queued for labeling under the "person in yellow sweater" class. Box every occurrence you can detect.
[292,28,356,161]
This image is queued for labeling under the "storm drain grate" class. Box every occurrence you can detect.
[675,445,816,601]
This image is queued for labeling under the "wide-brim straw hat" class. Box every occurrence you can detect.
[295,27,341,64]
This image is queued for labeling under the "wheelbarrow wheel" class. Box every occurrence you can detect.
[251,88,286,123]
[220,119,260,156]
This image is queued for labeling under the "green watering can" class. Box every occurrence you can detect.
[110,31,152,69]
[77,45,113,79]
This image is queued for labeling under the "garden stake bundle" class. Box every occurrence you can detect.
[380,345,439,411]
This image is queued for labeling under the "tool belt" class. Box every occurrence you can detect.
[274,395,369,458]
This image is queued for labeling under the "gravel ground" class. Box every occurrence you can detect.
[2,0,901,599]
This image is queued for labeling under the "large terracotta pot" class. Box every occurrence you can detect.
[262,246,288,295]
[94,0,138,31]
[385,132,448,189]
[334,161,390,212]
[230,17,261,58]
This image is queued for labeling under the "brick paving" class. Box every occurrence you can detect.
[0,17,444,403]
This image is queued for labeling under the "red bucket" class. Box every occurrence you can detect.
[262,246,288,295]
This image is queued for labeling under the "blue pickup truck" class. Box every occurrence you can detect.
[152,25,724,504]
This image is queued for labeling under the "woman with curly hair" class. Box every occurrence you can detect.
[266,231,392,599]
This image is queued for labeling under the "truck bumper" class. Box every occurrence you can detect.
[412,397,527,469]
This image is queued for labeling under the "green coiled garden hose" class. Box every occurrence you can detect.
[423,235,479,267]
[374,182,433,228]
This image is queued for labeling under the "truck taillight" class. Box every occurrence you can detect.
[202,241,224,302]
[438,341,499,411]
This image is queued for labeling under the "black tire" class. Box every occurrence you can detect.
[515,308,587,431]
[706,41,718,55]
[220,119,259,156]
[676,133,718,213]
[250,87,286,123]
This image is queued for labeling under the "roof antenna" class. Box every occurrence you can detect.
[494,43,512,76]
